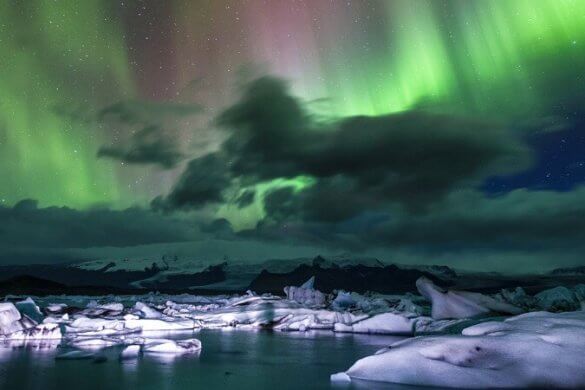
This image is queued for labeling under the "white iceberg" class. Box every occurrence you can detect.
[134,301,163,319]
[46,303,68,314]
[70,337,123,350]
[284,277,327,306]
[334,313,414,335]
[0,302,25,335]
[120,345,141,360]
[335,311,585,388]
[143,338,201,354]
[416,277,522,319]
[3,323,62,341]
[124,318,196,331]
[0,301,43,338]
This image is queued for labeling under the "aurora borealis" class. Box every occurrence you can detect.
[1,0,585,271]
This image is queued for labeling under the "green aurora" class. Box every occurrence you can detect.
[0,0,584,212]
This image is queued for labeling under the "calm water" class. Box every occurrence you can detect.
[0,329,428,390]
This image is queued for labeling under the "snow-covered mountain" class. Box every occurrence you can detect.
[66,254,457,293]
[72,253,385,274]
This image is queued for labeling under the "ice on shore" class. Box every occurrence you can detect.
[335,310,585,388]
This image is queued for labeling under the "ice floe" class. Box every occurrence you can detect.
[143,338,201,354]
[120,344,141,360]
[334,310,585,388]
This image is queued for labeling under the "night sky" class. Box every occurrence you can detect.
[1,0,584,272]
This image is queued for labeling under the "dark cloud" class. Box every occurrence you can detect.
[137,75,585,272]
[97,125,185,168]
[223,79,528,209]
[0,199,199,250]
[246,187,585,256]
[200,218,235,240]
[262,186,298,221]
[160,76,529,217]
[263,176,382,223]
[367,188,585,251]
[152,154,231,210]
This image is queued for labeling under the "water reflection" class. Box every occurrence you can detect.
[0,329,422,390]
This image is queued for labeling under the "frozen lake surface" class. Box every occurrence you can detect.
[0,329,424,390]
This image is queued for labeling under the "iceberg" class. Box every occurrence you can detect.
[134,301,164,319]
[120,345,141,360]
[143,338,201,354]
[334,311,585,388]
[70,337,123,350]
[124,318,196,331]
[3,323,61,341]
[0,301,48,339]
[535,286,579,312]
[46,303,68,314]
[334,313,415,335]
[15,297,44,323]
[0,302,25,335]
[416,277,522,319]
[284,277,327,306]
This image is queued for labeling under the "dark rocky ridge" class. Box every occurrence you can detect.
[247,262,454,294]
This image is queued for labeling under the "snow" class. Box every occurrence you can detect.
[335,310,585,388]
[416,277,522,319]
